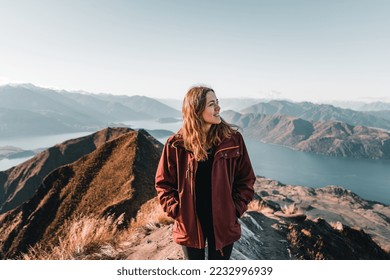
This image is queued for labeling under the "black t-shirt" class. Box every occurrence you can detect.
[195,148,214,236]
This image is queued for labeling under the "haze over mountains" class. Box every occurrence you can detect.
[331,100,390,112]
[157,97,268,112]
[1,83,390,161]
[241,100,390,130]
[0,84,180,139]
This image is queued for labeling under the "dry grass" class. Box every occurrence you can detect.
[281,203,299,215]
[21,214,126,260]
[21,199,173,260]
[129,197,174,230]
[247,198,276,214]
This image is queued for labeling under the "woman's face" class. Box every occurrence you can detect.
[201,91,221,131]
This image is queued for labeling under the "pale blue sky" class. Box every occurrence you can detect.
[1,0,389,102]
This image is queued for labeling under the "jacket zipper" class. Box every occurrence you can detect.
[211,145,240,252]
[185,157,204,249]
[191,159,204,249]
[175,148,182,210]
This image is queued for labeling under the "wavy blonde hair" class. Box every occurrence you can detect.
[182,86,236,161]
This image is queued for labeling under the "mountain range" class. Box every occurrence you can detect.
[0,84,180,138]
[241,100,390,131]
[0,128,389,259]
[157,97,267,112]
[222,111,390,159]
[359,101,390,111]
[325,100,389,110]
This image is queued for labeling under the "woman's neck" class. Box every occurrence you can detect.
[203,123,212,134]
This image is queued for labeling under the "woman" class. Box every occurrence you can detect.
[155,86,256,260]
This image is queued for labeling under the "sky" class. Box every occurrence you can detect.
[1,0,390,102]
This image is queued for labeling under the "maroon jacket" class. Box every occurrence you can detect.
[155,130,255,250]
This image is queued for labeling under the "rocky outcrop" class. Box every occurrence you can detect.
[251,177,390,254]
[285,218,389,259]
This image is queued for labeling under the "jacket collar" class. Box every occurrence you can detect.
[166,129,185,148]
[168,128,237,150]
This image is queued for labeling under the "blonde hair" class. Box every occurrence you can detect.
[182,86,236,161]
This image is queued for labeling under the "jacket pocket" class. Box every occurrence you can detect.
[215,147,240,160]
[233,198,248,217]
[172,219,190,243]
[166,198,180,219]
[215,147,241,186]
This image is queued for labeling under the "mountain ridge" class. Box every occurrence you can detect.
[0,127,134,214]
[0,128,162,258]
[242,100,390,131]
[222,111,390,159]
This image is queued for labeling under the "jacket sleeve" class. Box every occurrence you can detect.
[155,141,180,219]
[232,132,256,217]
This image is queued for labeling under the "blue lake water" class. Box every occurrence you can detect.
[245,139,390,205]
[0,132,93,171]
[0,132,94,150]
[1,121,389,205]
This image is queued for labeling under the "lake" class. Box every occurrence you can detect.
[1,120,389,205]
[245,138,390,205]
[0,132,93,171]
[0,132,94,150]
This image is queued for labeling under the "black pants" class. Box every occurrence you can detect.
[185,191,234,259]
[182,242,234,260]
[182,209,234,260]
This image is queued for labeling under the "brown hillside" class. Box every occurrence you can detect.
[0,129,162,258]
[0,127,133,213]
